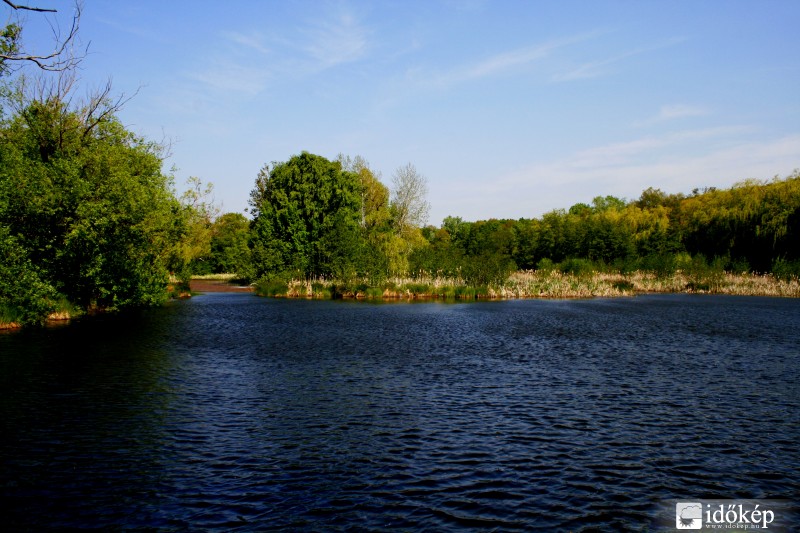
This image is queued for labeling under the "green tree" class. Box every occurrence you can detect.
[0,226,58,324]
[249,152,363,280]
[591,195,627,212]
[0,92,181,317]
[179,176,218,276]
[206,212,252,275]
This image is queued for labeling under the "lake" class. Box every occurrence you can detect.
[1,294,798,530]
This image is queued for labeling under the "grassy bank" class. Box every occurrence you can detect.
[254,269,800,300]
[1,298,79,330]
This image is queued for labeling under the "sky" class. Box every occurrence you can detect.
[13,0,800,224]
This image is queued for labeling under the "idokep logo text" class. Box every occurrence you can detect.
[669,500,792,531]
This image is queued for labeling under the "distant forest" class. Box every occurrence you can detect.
[219,153,800,289]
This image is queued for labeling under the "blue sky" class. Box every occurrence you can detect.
[16,0,800,224]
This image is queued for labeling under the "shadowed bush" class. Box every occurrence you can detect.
[772,258,800,281]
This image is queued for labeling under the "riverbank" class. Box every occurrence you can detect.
[186,273,253,294]
[1,310,74,331]
[189,279,254,293]
[254,270,800,300]
[4,270,795,331]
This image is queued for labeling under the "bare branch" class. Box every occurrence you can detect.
[81,79,140,139]
[2,0,56,13]
[1,1,85,72]
[391,163,430,231]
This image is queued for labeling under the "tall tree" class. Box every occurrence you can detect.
[178,176,218,276]
[249,152,362,279]
[0,95,181,315]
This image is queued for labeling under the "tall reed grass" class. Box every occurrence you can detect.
[254,269,800,300]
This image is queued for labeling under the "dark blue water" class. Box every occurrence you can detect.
[1,294,799,531]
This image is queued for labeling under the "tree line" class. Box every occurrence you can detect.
[191,151,800,292]
[408,176,800,285]
[2,2,799,325]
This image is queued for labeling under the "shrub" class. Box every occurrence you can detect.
[0,230,59,325]
[536,258,555,272]
[772,258,800,281]
[640,253,677,276]
[364,287,384,299]
[254,278,289,297]
[557,257,596,276]
[461,253,516,286]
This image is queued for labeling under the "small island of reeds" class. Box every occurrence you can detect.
[251,264,800,301]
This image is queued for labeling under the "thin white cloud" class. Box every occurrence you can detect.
[438,132,800,221]
[657,104,709,121]
[182,6,370,97]
[421,31,606,88]
[94,15,167,43]
[299,9,370,69]
[571,126,752,168]
[185,60,269,96]
[222,31,271,56]
[634,104,711,126]
[552,36,687,82]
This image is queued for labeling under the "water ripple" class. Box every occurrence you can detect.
[1,294,799,530]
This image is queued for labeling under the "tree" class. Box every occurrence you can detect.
[337,153,391,231]
[391,163,430,232]
[208,213,251,276]
[179,176,218,276]
[249,152,362,279]
[0,225,58,324]
[0,86,181,318]
[591,195,627,212]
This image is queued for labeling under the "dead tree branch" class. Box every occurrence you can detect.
[2,0,56,13]
[1,1,85,72]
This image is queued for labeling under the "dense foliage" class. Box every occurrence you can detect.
[248,152,426,283]
[409,175,800,284]
[0,3,209,326]
[246,151,800,292]
[0,94,193,324]
[189,212,252,277]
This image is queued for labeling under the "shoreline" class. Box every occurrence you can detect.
[254,270,800,301]
[4,270,796,331]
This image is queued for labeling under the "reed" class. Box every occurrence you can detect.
[253,269,800,300]
[47,297,79,322]
[190,273,240,281]
[0,304,22,330]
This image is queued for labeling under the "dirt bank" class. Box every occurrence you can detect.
[189,280,254,293]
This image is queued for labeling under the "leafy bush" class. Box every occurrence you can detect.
[772,258,800,281]
[536,258,556,272]
[364,287,384,299]
[557,257,596,276]
[254,278,288,297]
[639,254,677,276]
[461,253,516,286]
[0,229,58,325]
